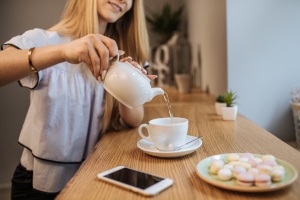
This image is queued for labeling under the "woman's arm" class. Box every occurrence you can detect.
[0,34,118,86]
[0,45,67,86]
[118,103,144,128]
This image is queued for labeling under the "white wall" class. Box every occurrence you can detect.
[227,0,300,141]
[186,0,300,142]
[0,0,67,188]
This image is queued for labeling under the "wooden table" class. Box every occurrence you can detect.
[56,88,300,200]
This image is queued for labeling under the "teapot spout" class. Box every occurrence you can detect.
[151,88,164,99]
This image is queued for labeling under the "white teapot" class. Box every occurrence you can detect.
[101,54,164,108]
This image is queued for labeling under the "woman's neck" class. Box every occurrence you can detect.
[98,21,107,34]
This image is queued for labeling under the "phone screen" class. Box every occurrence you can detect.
[103,167,164,189]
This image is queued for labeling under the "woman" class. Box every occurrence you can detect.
[0,0,153,199]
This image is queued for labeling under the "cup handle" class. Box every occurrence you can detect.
[138,124,151,141]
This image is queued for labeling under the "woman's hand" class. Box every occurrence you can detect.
[62,34,119,78]
[62,34,157,81]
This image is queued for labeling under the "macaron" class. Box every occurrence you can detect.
[262,159,278,167]
[236,172,254,187]
[248,167,259,175]
[238,157,249,163]
[253,157,263,164]
[232,165,247,178]
[247,158,259,167]
[209,159,224,174]
[272,165,285,172]
[271,169,285,182]
[254,174,272,187]
[240,153,254,159]
[218,168,233,181]
[257,164,272,175]
[227,153,240,162]
[237,162,252,170]
[223,164,234,170]
[229,161,241,167]
[262,154,276,161]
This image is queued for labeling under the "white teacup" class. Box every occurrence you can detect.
[138,117,188,151]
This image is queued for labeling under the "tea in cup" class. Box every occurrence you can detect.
[138,117,188,151]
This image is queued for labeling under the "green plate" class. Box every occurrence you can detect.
[196,153,298,192]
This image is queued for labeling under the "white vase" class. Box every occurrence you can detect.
[215,102,226,115]
[175,74,192,93]
[222,105,238,120]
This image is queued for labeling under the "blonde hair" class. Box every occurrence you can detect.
[49,0,150,133]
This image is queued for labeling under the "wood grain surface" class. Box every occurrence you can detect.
[56,88,300,200]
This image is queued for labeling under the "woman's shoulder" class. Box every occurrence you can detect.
[3,28,71,49]
[22,28,71,45]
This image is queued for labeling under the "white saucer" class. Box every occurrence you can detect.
[137,135,202,158]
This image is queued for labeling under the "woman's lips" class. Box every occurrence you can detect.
[108,1,122,12]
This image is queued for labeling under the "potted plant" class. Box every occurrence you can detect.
[146,3,184,44]
[215,95,226,115]
[290,88,300,148]
[222,90,238,120]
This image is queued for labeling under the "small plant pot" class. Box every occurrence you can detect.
[222,105,238,120]
[215,102,226,115]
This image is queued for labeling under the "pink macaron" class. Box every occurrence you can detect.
[254,173,272,187]
[247,158,259,167]
[236,172,254,187]
[232,166,247,178]
[240,153,254,159]
[262,159,278,167]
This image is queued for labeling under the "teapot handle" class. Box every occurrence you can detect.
[100,52,122,81]
[109,50,125,64]
[109,53,120,65]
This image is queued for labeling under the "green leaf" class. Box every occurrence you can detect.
[223,90,238,107]
[146,3,184,43]
[216,95,225,103]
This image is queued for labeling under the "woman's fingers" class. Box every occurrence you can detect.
[62,34,118,79]
[130,61,141,70]
[146,75,158,81]
[90,34,118,78]
[120,56,132,62]
[86,39,101,77]
[128,60,148,74]
[63,34,158,82]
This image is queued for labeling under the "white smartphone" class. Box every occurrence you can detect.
[97,166,173,196]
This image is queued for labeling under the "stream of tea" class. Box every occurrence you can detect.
[163,92,174,122]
